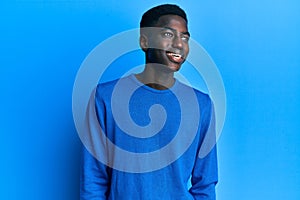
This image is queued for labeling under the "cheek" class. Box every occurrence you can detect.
[185,45,190,55]
[147,48,154,60]
[147,48,165,61]
[150,36,171,50]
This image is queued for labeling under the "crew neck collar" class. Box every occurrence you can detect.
[128,74,179,94]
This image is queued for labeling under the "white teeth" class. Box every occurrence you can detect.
[168,52,181,58]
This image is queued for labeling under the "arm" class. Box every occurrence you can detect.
[189,147,218,199]
[80,87,110,200]
[189,100,218,199]
[80,147,110,200]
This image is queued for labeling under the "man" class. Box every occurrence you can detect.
[81,4,218,199]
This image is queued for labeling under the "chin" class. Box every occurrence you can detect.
[166,63,182,72]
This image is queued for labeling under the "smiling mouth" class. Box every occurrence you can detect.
[166,51,184,63]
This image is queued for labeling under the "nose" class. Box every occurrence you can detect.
[172,35,183,49]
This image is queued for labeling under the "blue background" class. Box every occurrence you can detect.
[1,0,299,199]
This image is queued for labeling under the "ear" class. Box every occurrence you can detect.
[139,34,148,52]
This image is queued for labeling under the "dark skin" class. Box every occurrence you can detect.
[136,15,190,90]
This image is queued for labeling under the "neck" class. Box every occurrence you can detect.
[135,63,175,90]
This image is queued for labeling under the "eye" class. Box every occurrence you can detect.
[181,35,190,42]
[163,32,174,38]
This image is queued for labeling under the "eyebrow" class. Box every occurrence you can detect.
[163,27,190,37]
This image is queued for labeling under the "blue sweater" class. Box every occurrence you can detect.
[80,74,218,199]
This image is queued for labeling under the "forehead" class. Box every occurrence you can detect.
[155,14,188,32]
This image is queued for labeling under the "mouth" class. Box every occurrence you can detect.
[166,51,184,64]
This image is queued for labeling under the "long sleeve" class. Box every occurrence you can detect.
[189,100,218,199]
[80,147,110,200]
[80,88,110,200]
[189,147,218,199]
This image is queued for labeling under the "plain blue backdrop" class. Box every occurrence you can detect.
[1,0,299,199]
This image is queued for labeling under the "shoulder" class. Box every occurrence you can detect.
[193,87,212,109]
[176,80,212,107]
[96,78,118,96]
[176,80,213,124]
[95,75,135,101]
[94,78,120,104]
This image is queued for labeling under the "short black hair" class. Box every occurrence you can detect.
[140,4,188,28]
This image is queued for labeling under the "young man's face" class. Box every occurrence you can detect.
[143,14,190,72]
